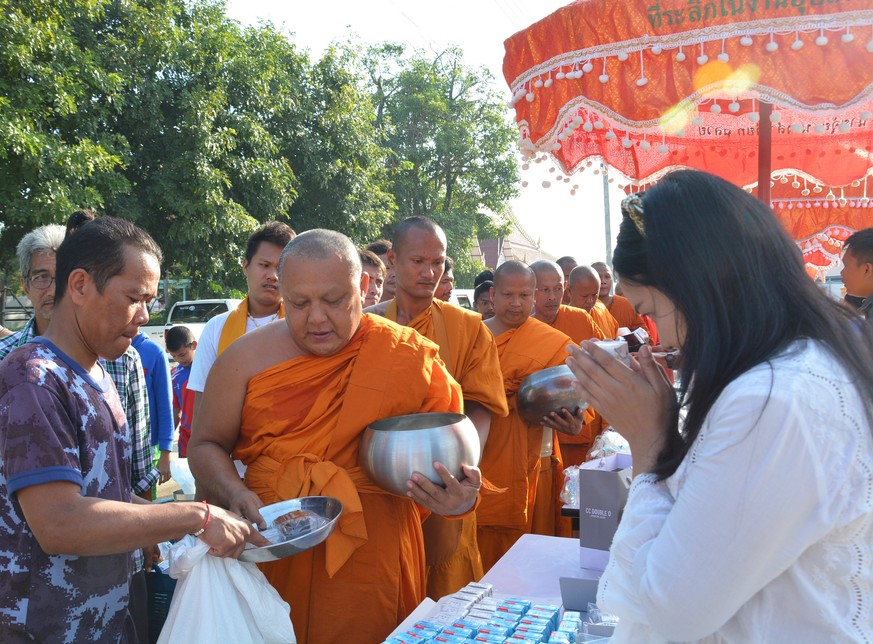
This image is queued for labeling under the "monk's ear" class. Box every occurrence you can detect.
[387,249,396,267]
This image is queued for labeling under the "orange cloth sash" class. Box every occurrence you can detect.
[217,297,285,355]
[606,295,646,332]
[590,301,619,339]
[551,304,606,343]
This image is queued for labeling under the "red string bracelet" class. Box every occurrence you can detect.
[191,501,211,537]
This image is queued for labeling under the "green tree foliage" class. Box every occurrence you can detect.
[0,2,518,293]
[365,45,520,285]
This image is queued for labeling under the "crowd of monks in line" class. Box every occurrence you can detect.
[186,216,660,644]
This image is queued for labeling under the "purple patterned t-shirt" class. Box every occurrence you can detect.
[0,339,135,643]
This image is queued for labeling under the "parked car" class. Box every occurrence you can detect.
[163,299,242,347]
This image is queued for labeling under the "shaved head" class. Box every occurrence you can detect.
[493,260,535,288]
[529,260,562,282]
[568,265,601,312]
[591,261,613,299]
[279,229,361,280]
[529,260,564,323]
[555,256,578,270]
[392,216,447,253]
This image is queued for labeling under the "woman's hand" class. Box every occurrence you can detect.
[566,343,675,474]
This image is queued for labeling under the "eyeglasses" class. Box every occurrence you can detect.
[27,272,55,290]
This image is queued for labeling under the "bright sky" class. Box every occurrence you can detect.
[224,0,627,266]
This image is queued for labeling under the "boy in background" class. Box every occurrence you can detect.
[166,326,197,457]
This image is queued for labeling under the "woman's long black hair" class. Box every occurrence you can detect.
[613,169,873,480]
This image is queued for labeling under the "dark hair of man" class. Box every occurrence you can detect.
[474,280,493,302]
[166,325,196,352]
[444,256,455,272]
[366,239,392,256]
[359,248,387,279]
[844,228,873,265]
[474,270,494,287]
[392,216,445,253]
[244,221,296,264]
[65,209,97,238]
[55,217,163,303]
[613,169,873,480]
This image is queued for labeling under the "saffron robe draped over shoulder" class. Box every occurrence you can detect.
[590,301,619,340]
[217,297,285,355]
[385,299,508,598]
[550,304,606,344]
[476,318,574,571]
[236,314,462,644]
[606,295,646,333]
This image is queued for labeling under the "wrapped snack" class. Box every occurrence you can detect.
[586,428,630,461]
[560,465,579,507]
[260,509,326,544]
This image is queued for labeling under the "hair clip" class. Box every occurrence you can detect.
[621,193,646,238]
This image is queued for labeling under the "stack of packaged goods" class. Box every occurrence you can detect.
[383,582,611,643]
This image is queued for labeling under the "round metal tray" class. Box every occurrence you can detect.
[238,496,343,563]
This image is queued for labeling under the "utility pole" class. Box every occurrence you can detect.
[602,162,612,266]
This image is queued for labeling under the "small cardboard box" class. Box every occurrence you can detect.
[578,453,633,572]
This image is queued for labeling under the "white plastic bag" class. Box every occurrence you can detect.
[157,536,296,644]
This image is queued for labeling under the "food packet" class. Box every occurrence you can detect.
[260,509,326,544]
[586,428,630,460]
[560,465,579,507]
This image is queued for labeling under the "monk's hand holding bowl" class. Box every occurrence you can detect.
[566,342,675,476]
[542,407,586,436]
[406,462,481,517]
[227,486,269,531]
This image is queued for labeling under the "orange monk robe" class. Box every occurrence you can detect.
[606,295,646,333]
[589,301,619,340]
[543,305,603,471]
[642,314,660,346]
[235,314,463,644]
[550,304,606,344]
[218,297,285,355]
[477,317,574,571]
[386,298,508,598]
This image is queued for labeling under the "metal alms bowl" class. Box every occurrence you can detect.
[238,496,343,563]
[359,412,480,497]
[517,364,588,425]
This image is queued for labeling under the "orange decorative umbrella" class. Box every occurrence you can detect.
[503,1,873,198]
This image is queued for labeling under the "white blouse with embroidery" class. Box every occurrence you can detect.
[598,339,873,642]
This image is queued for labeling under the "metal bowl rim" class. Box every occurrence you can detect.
[367,412,470,432]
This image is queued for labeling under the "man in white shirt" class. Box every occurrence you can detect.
[188,221,295,408]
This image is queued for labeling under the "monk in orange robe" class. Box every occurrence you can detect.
[478,262,587,571]
[592,261,647,334]
[368,216,508,599]
[556,255,578,305]
[528,261,604,537]
[189,230,480,644]
[568,265,620,339]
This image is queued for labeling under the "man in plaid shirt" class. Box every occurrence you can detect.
[0,223,159,640]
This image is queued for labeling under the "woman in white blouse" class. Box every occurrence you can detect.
[566,169,873,642]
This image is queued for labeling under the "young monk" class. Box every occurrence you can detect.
[477,261,587,570]
[568,265,620,339]
[592,261,647,332]
[189,230,480,644]
[367,216,508,599]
